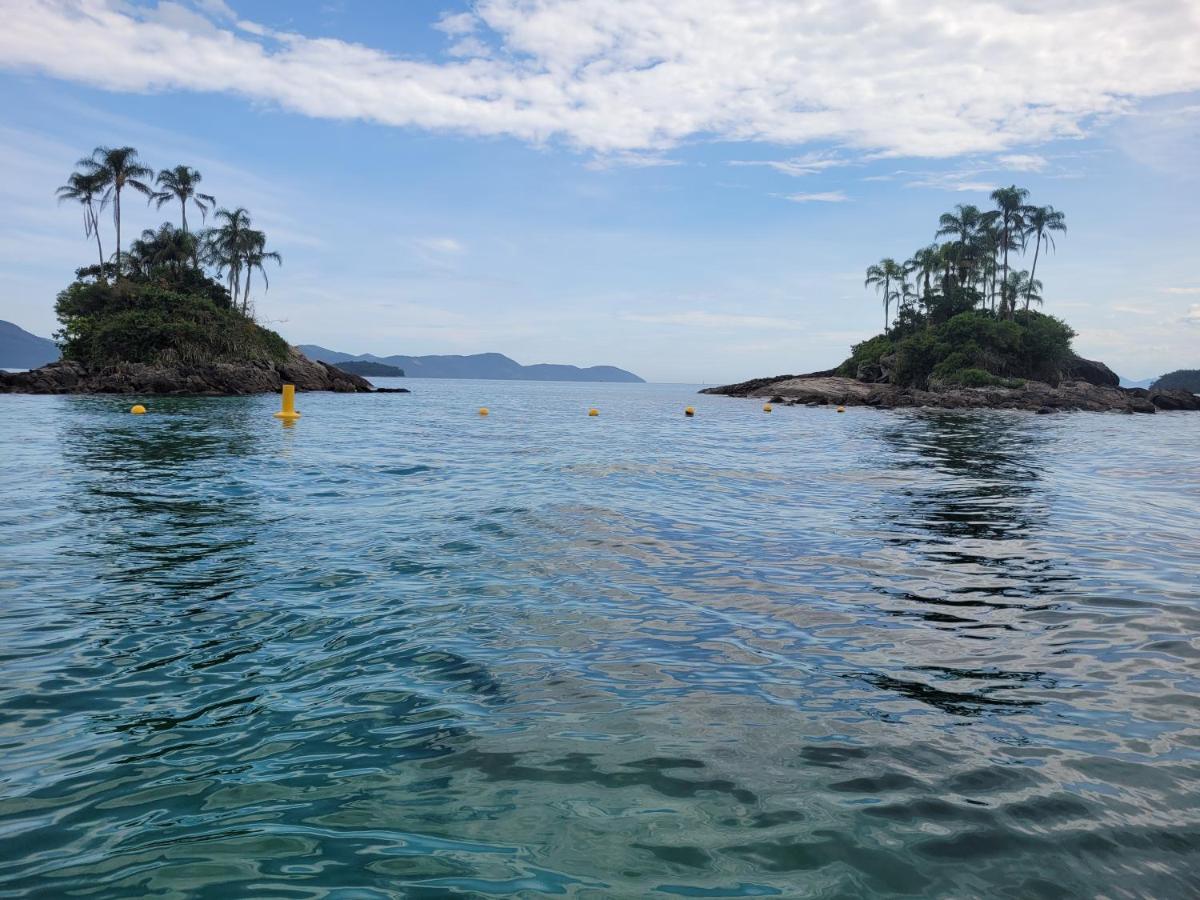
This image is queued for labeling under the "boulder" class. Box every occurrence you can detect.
[1061,355,1120,387]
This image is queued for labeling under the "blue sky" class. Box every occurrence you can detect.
[1,0,1198,383]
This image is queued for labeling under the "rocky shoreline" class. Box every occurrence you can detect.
[702,373,1200,414]
[0,347,388,395]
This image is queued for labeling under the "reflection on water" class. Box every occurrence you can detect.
[1,384,1198,898]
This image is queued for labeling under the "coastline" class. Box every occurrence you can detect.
[701,373,1200,413]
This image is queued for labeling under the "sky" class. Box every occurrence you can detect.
[1,0,1198,384]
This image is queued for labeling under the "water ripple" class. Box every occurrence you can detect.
[1,385,1198,897]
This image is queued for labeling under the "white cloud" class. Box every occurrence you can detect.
[621,311,807,330]
[904,170,995,192]
[997,153,1048,172]
[413,237,465,255]
[1163,286,1200,295]
[783,191,849,203]
[728,151,848,177]
[1184,305,1200,326]
[1,0,1198,157]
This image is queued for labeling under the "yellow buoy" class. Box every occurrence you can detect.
[684,406,695,417]
[479,407,489,416]
[588,408,599,417]
[130,404,146,415]
[836,405,846,413]
[273,383,301,420]
[763,403,773,413]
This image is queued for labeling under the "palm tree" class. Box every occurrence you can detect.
[990,185,1030,315]
[56,170,109,275]
[906,244,941,307]
[1021,205,1066,312]
[204,207,253,305]
[239,230,282,314]
[936,204,984,290]
[152,165,215,235]
[865,258,903,333]
[1004,270,1042,312]
[129,222,197,280]
[78,146,154,277]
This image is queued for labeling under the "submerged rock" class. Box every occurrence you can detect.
[701,374,1200,413]
[0,347,374,395]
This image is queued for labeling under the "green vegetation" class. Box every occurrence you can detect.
[1152,370,1200,392]
[53,145,287,369]
[851,185,1077,388]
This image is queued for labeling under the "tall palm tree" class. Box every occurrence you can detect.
[55,170,109,275]
[1021,205,1066,312]
[78,146,154,277]
[865,258,903,333]
[990,185,1030,315]
[239,230,282,314]
[204,207,253,305]
[152,165,215,235]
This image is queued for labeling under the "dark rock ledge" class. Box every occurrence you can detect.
[0,347,404,395]
[702,373,1200,414]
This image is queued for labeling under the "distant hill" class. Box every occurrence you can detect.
[0,320,59,369]
[1119,376,1157,389]
[1153,369,1200,392]
[334,360,405,377]
[299,346,645,383]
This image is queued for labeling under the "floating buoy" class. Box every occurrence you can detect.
[130,404,146,415]
[836,405,846,413]
[273,384,301,420]
[763,403,773,413]
[684,406,695,417]
[588,408,599,417]
[479,407,489,416]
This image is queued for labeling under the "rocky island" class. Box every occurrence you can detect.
[0,145,380,397]
[706,187,1198,414]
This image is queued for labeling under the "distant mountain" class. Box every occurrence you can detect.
[334,360,406,377]
[0,320,59,369]
[1119,376,1157,389]
[299,345,645,383]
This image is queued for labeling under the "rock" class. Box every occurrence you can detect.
[1147,388,1200,411]
[1061,355,1120,387]
[701,374,1196,414]
[372,387,411,393]
[0,347,373,395]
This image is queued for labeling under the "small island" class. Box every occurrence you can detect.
[705,186,1199,413]
[0,146,371,396]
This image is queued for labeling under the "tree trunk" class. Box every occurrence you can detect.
[1025,230,1042,313]
[90,204,105,279]
[243,267,252,315]
[114,188,122,279]
[181,198,188,234]
[1001,221,1011,317]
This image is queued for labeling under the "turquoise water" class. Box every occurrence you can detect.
[2,379,1199,898]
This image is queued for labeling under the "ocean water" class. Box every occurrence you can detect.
[1,379,1199,899]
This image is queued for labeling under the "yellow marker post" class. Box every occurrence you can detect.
[763,403,773,413]
[274,384,301,420]
[588,408,599,417]
[479,407,489,416]
[130,404,146,415]
[684,406,695,417]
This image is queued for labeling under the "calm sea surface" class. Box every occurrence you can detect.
[2,379,1199,898]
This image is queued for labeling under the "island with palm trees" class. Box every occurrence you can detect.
[705,185,1199,413]
[0,145,370,395]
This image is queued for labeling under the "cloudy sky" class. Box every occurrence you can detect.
[1,0,1198,382]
